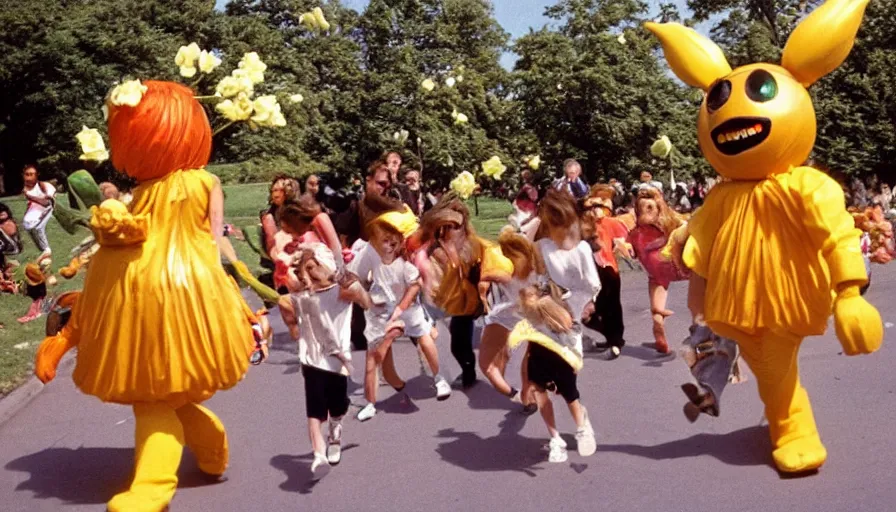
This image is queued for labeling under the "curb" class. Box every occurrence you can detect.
[0,352,76,428]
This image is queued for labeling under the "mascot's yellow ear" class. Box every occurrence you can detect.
[782,0,871,87]
[645,22,732,91]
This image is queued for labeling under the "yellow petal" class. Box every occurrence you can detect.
[109,79,148,107]
[198,50,222,74]
[421,78,436,92]
[179,66,198,78]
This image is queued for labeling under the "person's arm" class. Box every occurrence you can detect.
[209,176,240,265]
[261,213,278,260]
[312,212,343,268]
[388,261,423,321]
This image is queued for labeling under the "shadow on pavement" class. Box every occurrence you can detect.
[270,444,360,494]
[599,425,774,468]
[5,447,223,505]
[433,409,549,477]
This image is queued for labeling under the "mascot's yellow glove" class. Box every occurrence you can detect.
[834,286,883,355]
[34,330,77,384]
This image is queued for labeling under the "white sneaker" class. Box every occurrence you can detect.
[434,375,451,401]
[356,403,376,422]
[576,426,597,457]
[311,452,331,480]
[327,418,343,465]
[548,436,568,463]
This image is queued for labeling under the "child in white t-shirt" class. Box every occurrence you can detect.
[281,243,371,480]
[348,208,449,422]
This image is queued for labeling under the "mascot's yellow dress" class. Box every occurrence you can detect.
[647,0,883,474]
[34,80,256,511]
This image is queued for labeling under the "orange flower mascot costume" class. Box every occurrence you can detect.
[33,81,259,511]
[647,0,883,474]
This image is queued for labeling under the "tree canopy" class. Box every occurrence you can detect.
[0,0,892,195]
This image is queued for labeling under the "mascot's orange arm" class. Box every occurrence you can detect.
[35,324,79,384]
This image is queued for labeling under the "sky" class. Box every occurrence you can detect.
[215,0,693,69]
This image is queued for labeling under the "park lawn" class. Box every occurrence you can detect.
[0,185,511,396]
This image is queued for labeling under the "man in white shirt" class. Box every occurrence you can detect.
[20,165,55,257]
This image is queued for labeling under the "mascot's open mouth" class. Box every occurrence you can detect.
[710,117,771,156]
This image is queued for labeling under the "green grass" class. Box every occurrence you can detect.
[0,186,511,395]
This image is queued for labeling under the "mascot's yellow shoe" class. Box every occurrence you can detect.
[773,436,827,473]
[175,403,229,477]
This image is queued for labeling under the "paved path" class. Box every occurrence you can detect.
[1,266,895,512]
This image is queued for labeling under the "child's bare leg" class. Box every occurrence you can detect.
[478,324,514,396]
[377,331,405,390]
[649,282,671,353]
[364,350,379,404]
[308,417,326,455]
[416,334,440,376]
[533,388,558,438]
[567,400,586,428]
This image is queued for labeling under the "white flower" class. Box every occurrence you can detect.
[198,50,222,74]
[216,92,254,121]
[251,95,286,127]
[216,74,254,98]
[617,33,627,45]
[109,79,148,107]
[13,342,29,350]
[238,52,267,84]
[453,110,469,125]
[76,126,109,163]
[445,77,456,88]
[421,78,436,92]
[393,129,409,145]
[175,43,201,69]
[456,75,464,83]
[289,93,304,104]
[557,83,563,91]
[179,66,198,78]
[650,135,673,158]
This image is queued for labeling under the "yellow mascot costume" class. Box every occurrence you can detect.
[33,80,260,511]
[646,0,883,474]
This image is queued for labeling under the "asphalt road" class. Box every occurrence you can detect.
[1,265,894,512]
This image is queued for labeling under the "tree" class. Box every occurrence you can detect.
[0,0,219,192]
[217,1,368,181]
[358,0,523,193]
[513,0,709,186]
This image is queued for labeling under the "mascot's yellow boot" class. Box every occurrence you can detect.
[175,403,229,476]
[737,334,826,473]
[107,403,184,512]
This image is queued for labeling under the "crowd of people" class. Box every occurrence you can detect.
[236,148,742,477]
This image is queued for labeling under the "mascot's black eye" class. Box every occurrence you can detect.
[706,80,731,113]
[746,69,778,103]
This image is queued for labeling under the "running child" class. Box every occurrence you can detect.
[349,207,451,422]
[283,242,372,480]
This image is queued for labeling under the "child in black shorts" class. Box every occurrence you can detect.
[282,243,371,479]
[508,279,597,464]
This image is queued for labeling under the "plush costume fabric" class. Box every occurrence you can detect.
[69,169,253,405]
